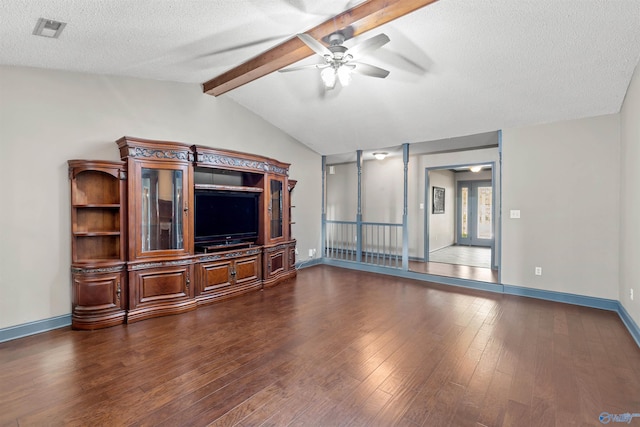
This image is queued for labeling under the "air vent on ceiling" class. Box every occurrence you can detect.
[33,18,66,38]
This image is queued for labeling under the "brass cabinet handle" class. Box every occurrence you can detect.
[116,281,121,300]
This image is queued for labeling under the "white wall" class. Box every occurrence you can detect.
[362,158,404,223]
[501,115,620,299]
[620,62,640,326]
[0,65,322,329]
[455,170,492,183]
[326,162,358,221]
[427,169,455,252]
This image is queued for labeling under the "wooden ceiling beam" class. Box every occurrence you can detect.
[202,0,439,96]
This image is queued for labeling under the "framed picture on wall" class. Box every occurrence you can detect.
[432,186,445,214]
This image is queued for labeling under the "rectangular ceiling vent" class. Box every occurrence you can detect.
[33,18,66,38]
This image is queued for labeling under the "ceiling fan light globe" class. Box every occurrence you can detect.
[337,67,352,86]
[321,67,337,89]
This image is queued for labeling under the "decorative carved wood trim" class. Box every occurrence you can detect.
[116,136,194,163]
[71,265,126,274]
[125,147,194,161]
[264,242,295,253]
[195,152,289,176]
[129,259,193,271]
[198,248,262,262]
[202,0,440,96]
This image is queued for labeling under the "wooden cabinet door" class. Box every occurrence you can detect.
[195,253,261,305]
[263,247,286,287]
[199,259,233,293]
[234,255,260,286]
[71,268,126,329]
[267,176,285,243]
[288,245,296,270]
[129,160,192,260]
[127,262,195,322]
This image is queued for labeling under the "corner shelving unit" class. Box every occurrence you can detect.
[68,160,127,329]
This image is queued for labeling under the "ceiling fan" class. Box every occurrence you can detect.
[279,31,390,89]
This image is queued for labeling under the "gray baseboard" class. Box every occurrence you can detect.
[0,314,71,343]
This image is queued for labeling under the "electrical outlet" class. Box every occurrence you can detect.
[510,209,521,219]
[631,288,634,301]
[535,267,542,276]
[308,249,314,258]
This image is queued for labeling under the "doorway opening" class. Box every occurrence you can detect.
[409,163,498,283]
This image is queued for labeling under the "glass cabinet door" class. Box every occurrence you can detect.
[141,167,185,252]
[270,178,283,239]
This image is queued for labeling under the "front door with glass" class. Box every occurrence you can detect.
[457,180,493,247]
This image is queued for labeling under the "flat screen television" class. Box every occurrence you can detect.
[194,190,259,246]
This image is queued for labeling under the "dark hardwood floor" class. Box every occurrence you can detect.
[409,261,499,283]
[1,265,639,426]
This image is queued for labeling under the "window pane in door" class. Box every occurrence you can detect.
[461,187,469,239]
[477,186,492,239]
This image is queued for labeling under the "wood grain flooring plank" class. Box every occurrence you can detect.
[153,353,298,427]
[449,336,504,426]
[476,369,512,426]
[502,398,531,426]
[420,380,467,426]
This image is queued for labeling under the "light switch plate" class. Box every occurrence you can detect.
[510,210,521,219]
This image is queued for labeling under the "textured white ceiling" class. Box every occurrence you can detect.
[1,0,639,155]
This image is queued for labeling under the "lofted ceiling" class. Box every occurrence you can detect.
[1,0,639,156]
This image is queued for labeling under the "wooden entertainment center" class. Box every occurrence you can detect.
[68,137,297,329]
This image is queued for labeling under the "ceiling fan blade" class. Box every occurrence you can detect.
[297,33,332,58]
[351,62,390,79]
[347,33,390,59]
[278,63,329,73]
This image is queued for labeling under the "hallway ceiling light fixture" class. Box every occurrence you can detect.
[373,152,388,160]
[33,18,66,38]
[470,165,482,172]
